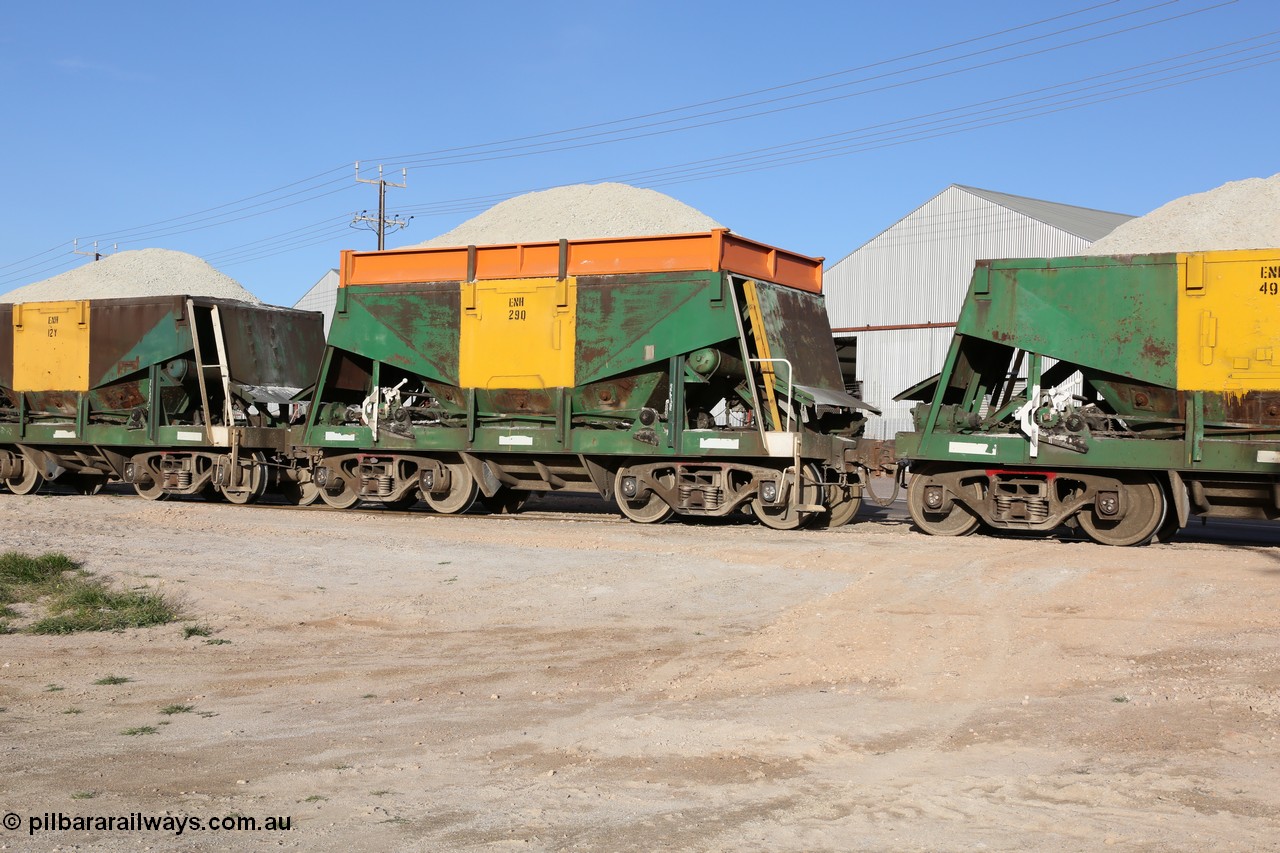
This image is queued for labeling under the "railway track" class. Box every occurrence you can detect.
[18,480,1280,544]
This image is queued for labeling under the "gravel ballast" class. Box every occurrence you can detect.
[1084,172,1280,255]
[0,248,260,304]
[417,182,725,247]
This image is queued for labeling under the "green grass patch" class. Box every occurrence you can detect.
[121,726,158,736]
[183,624,212,639]
[160,704,194,715]
[30,585,179,634]
[0,551,83,603]
[0,551,181,634]
[94,675,131,686]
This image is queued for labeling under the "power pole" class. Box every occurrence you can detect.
[73,238,116,261]
[352,162,412,250]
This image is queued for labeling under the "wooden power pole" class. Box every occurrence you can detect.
[352,163,411,250]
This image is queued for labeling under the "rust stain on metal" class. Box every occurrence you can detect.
[583,377,638,411]
[24,392,76,415]
[97,384,147,410]
[1140,337,1173,368]
[1221,391,1280,425]
[491,388,552,414]
[425,382,463,408]
[576,342,612,369]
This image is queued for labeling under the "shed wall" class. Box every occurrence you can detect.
[824,186,1100,438]
[854,327,956,440]
[294,269,339,334]
[825,187,1094,329]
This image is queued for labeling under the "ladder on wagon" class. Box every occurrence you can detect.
[185,299,238,445]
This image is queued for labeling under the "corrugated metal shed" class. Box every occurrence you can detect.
[293,269,339,334]
[824,185,1133,439]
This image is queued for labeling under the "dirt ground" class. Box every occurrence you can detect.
[1,491,1278,852]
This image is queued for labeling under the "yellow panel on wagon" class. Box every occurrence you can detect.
[12,300,91,392]
[458,277,577,390]
[1177,250,1280,393]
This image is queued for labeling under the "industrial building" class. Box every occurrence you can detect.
[294,269,339,334]
[823,184,1133,439]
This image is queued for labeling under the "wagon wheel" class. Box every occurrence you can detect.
[816,480,863,529]
[1077,479,1166,547]
[907,469,979,537]
[422,460,478,514]
[480,487,530,515]
[7,460,43,496]
[614,467,673,524]
[318,462,360,509]
[131,460,169,501]
[219,452,268,505]
[752,466,823,531]
[751,496,811,530]
[134,480,168,500]
[319,483,360,509]
[1153,508,1181,543]
[279,479,320,507]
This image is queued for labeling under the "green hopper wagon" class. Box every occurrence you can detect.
[898,249,1280,545]
[0,296,325,502]
[304,229,877,528]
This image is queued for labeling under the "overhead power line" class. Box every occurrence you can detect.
[50,0,1215,252]
[620,36,1280,187]
[206,40,1273,272]
[387,29,1277,215]
[0,0,1253,286]
[374,0,1232,169]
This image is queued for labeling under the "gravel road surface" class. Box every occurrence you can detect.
[1,494,1277,852]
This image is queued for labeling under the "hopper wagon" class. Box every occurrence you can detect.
[896,249,1280,545]
[304,229,878,528]
[0,296,325,502]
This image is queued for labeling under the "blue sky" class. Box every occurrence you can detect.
[1,0,1276,306]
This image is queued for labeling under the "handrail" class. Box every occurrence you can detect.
[748,357,794,433]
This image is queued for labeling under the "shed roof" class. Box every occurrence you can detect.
[954,185,1133,242]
